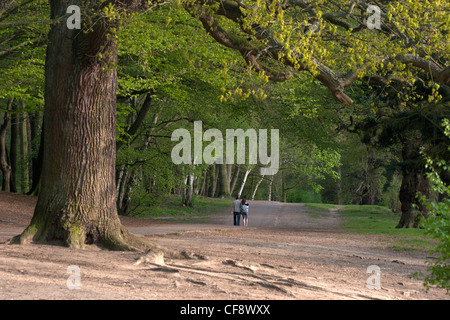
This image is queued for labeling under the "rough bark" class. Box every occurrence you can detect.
[396,134,422,228]
[397,167,416,228]
[217,163,230,198]
[11,1,151,251]
[413,173,429,228]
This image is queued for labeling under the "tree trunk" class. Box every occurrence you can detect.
[237,168,251,199]
[229,165,240,196]
[199,169,207,196]
[19,103,29,193]
[209,164,218,197]
[217,163,230,198]
[27,121,43,196]
[0,103,12,192]
[117,168,133,215]
[182,171,194,207]
[396,167,416,228]
[361,187,376,205]
[117,169,135,216]
[281,170,287,202]
[336,166,342,205]
[396,134,421,228]
[413,173,429,228]
[251,175,265,200]
[9,102,18,192]
[267,178,273,201]
[12,1,148,250]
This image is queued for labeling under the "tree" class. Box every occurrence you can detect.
[12,0,157,250]
[0,99,13,191]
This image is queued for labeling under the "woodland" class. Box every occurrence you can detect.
[0,0,449,291]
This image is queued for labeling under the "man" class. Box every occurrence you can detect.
[231,196,241,226]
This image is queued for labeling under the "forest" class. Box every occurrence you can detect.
[0,0,449,264]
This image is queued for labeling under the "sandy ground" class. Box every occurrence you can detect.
[0,191,449,301]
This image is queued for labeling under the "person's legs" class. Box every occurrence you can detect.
[234,212,240,225]
[242,213,248,226]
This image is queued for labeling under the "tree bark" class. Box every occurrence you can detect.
[396,134,421,228]
[19,102,29,193]
[27,118,43,196]
[12,1,149,250]
[9,101,18,192]
[229,165,240,196]
[397,167,416,228]
[199,169,207,196]
[182,170,194,207]
[237,167,251,199]
[413,173,429,228]
[217,163,230,198]
[251,175,264,200]
[209,164,218,197]
[267,178,273,201]
[0,102,12,192]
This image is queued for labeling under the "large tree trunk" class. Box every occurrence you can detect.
[217,163,230,198]
[12,1,149,250]
[413,173,429,228]
[396,134,422,228]
[396,167,416,228]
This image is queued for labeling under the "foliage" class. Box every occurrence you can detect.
[0,0,48,107]
[419,119,450,294]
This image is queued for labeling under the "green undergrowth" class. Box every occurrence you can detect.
[338,205,436,252]
[132,195,231,221]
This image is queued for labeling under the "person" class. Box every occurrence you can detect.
[231,196,241,226]
[241,198,249,227]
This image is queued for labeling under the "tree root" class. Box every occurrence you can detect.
[9,223,179,259]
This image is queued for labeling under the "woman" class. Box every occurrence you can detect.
[240,198,249,227]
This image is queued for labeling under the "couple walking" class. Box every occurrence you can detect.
[231,197,249,226]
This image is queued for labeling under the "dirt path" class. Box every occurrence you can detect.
[0,192,449,300]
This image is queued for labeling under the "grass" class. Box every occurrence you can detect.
[338,205,437,252]
[132,195,231,221]
[304,203,338,211]
[303,203,338,218]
